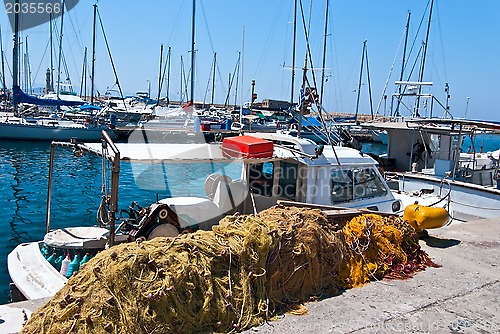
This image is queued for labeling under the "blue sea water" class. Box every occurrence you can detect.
[0,133,498,304]
[0,140,241,304]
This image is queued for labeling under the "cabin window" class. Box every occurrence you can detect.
[331,167,387,203]
[249,162,274,196]
[277,162,298,200]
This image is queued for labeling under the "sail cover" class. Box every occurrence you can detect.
[13,85,85,107]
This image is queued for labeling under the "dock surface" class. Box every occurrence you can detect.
[1,218,499,333]
[245,217,500,333]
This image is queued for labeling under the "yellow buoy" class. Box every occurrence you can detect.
[403,204,449,231]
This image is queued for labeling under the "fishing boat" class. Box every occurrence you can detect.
[363,118,500,221]
[7,129,451,302]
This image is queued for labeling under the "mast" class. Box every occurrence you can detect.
[90,4,97,104]
[156,44,163,105]
[290,0,297,105]
[166,46,171,104]
[240,26,244,121]
[189,0,196,105]
[49,13,54,92]
[319,0,329,105]
[354,40,367,120]
[415,0,434,117]
[12,0,20,114]
[0,26,7,101]
[211,52,216,106]
[56,0,66,100]
[80,47,87,98]
[394,11,411,117]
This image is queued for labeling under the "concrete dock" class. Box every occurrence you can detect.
[1,218,498,333]
[246,217,500,333]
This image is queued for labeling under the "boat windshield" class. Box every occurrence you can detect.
[331,167,387,203]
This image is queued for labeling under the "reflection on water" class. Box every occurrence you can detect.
[0,141,241,303]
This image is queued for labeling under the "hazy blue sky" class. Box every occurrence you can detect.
[1,0,499,121]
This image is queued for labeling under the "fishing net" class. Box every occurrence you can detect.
[22,207,437,334]
[261,206,346,308]
[339,213,439,289]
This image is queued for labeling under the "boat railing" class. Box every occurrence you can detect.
[385,171,452,210]
[46,130,121,245]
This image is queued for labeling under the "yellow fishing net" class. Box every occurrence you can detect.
[21,207,436,334]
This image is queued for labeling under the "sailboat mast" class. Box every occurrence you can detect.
[189,0,196,104]
[90,4,97,104]
[290,0,297,105]
[211,52,216,106]
[166,46,171,104]
[49,13,54,92]
[12,0,20,114]
[394,11,411,117]
[355,40,367,120]
[319,0,329,105]
[80,47,87,98]
[0,26,7,100]
[416,0,434,117]
[156,44,163,105]
[56,0,66,100]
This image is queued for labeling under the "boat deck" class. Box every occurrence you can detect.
[1,217,499,333]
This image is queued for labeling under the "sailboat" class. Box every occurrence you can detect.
[0,1,115,142]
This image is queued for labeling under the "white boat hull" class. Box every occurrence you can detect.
[7,242,67,300]
[397,173,500,220]
[0,121,115,142]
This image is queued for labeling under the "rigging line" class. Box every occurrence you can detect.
[97,8,126,106]
[435,1,448,81]
[198,0,215,53]
[253,0,287,80]
[404,0,431,77]
[365,44,374,119]
[198,0,227,96]
[164,1,187,47]
[159,47,170,100]
[32,36,51,86]
[224,52,240,106]
[374,27,407,115]
[202,53,215,106]
[298,0,318,93]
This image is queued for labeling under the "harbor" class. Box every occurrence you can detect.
[0,0,499,333]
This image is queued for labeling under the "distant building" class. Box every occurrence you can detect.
[257,99,294,111]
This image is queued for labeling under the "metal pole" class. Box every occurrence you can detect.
[46,143,56,234]
[102,130,120,246]
[90,4,97,104]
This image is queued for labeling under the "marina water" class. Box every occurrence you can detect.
[0,134,498,304]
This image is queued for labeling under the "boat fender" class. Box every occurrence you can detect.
[47,252,57,268]
[60,253,71,277]
[80,252,91,267]
[403,204,449,232]
[66,253,81,278]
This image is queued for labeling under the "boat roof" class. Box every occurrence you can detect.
[81,132,377,167]
[362,118,500,134]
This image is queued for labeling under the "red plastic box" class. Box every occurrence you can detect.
[222,136,274,158]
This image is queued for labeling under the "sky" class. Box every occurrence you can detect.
[1,0,499,122]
